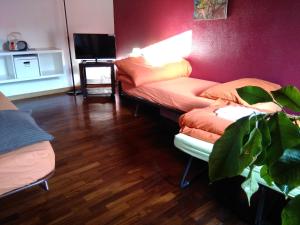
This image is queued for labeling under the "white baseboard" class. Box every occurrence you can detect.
[8,87,72,100]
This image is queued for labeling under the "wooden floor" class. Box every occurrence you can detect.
[0,94,255,225]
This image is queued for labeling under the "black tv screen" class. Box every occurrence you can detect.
[74,33,116,59]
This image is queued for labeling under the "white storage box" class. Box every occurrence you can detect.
[14,54,40,79]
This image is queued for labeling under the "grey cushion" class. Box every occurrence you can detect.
[0,110,53,154]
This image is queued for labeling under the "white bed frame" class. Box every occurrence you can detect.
[174,133,300,197]
[174,133,300,225]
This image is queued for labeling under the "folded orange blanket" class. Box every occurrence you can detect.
[179,97,285,144]
[179,101,234,143]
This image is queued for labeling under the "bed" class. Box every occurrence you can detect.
[174,101,300,198]
[115,56,220,115]
[0,92,55,197]
[115,56,300,223]
[121,77,218,112]
[115,56,293,194]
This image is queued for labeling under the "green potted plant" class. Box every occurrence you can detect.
[208,85,300,225]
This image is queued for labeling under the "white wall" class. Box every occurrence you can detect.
[0,0,114,97]
[66,0,115,84]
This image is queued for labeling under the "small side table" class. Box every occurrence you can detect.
[79,61,115,99]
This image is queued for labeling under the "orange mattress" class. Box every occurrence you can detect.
[122,77,219,112]
[0,142,55,196]
[0,92,55,196]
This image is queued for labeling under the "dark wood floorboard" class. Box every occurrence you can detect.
[0,94,250,225]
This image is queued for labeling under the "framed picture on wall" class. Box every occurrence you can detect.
[194,0,228,20]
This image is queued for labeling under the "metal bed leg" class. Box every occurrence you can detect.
[180,157,193,189]
[40,180,49,191]
[255,186,266,225]
[134,104,140,117]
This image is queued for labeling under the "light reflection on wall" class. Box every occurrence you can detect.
[130,30,193,66]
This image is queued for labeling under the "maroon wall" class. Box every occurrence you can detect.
[114,0,300,88]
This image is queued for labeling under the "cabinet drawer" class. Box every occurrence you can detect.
[14,55,40,78]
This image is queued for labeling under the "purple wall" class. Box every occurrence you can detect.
[114,0,300,88]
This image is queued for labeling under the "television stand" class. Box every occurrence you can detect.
[96,59,114,63]
[81,59,114,63]
[79,61,115,99]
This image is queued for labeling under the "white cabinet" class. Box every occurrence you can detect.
[0,48,65,84]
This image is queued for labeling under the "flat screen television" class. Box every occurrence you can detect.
[74,33,116,60]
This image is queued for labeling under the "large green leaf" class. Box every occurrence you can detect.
[258,119,271,148]
[260,165,273,186]
[265,112,300,166]
[237,86,273,105]
[276,113,300,149]
[240,127,263,166]
[254,120,271,166]
[209,116,252,182]
[270,147,300,194]
[282,195,300,225]
[242,167,259,205]
[271,86,300,112]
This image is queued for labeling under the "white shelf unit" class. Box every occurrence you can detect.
[0,48,65,84]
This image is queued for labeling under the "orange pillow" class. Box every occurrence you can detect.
[117,73,132,85]
[116,69,132,84]
[200,78,281,112]
[114,57,192,87]
[115,57,146,75]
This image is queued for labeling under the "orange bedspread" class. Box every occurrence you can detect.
[122,77,219,112]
